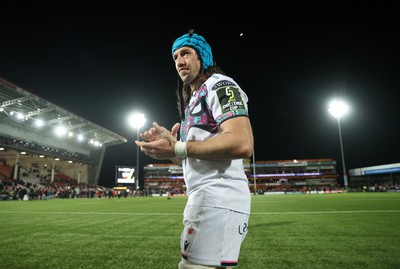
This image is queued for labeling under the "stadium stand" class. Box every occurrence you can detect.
[0,76,127,190]
[143,158,344,196]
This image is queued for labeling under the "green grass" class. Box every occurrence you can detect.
[1,193,399,269]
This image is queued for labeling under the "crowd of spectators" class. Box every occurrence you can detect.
[0,175,115,201]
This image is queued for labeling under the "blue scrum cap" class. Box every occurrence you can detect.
[171,32,213,69]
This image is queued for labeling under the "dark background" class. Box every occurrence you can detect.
[1,3,399,187]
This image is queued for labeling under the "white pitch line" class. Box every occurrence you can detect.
[0,211,182,215]
[252,210,400,215]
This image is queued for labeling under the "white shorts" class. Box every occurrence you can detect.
[180,205,249,267]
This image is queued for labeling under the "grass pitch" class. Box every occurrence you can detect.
[0,192,399,269]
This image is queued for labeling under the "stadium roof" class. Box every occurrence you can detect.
[0,76,127,169]
[0,77,127,147]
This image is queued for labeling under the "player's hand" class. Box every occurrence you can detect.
[140,122,180,142]
[135,122,180,160]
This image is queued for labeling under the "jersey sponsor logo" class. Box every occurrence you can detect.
[212,79,236,91]
[217,86,245,114]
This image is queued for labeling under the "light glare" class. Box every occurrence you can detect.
[128,113,147,129]
[328,100,349,119]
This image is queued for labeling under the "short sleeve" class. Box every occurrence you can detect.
[209,79,249,125]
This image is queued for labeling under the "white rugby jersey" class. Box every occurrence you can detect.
[180,73,251,214]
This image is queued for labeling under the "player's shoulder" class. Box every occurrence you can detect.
[206,73,239,91]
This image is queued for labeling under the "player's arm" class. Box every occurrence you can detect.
[186,116,253,160]
[136,117,253,161]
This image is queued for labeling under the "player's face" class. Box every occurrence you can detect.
[173,47,201,85]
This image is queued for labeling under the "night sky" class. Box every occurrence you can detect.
[1,4,399,187]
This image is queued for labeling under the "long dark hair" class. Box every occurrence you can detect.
[176,66,225,120]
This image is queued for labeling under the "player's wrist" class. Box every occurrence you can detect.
[174,141,187,158]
